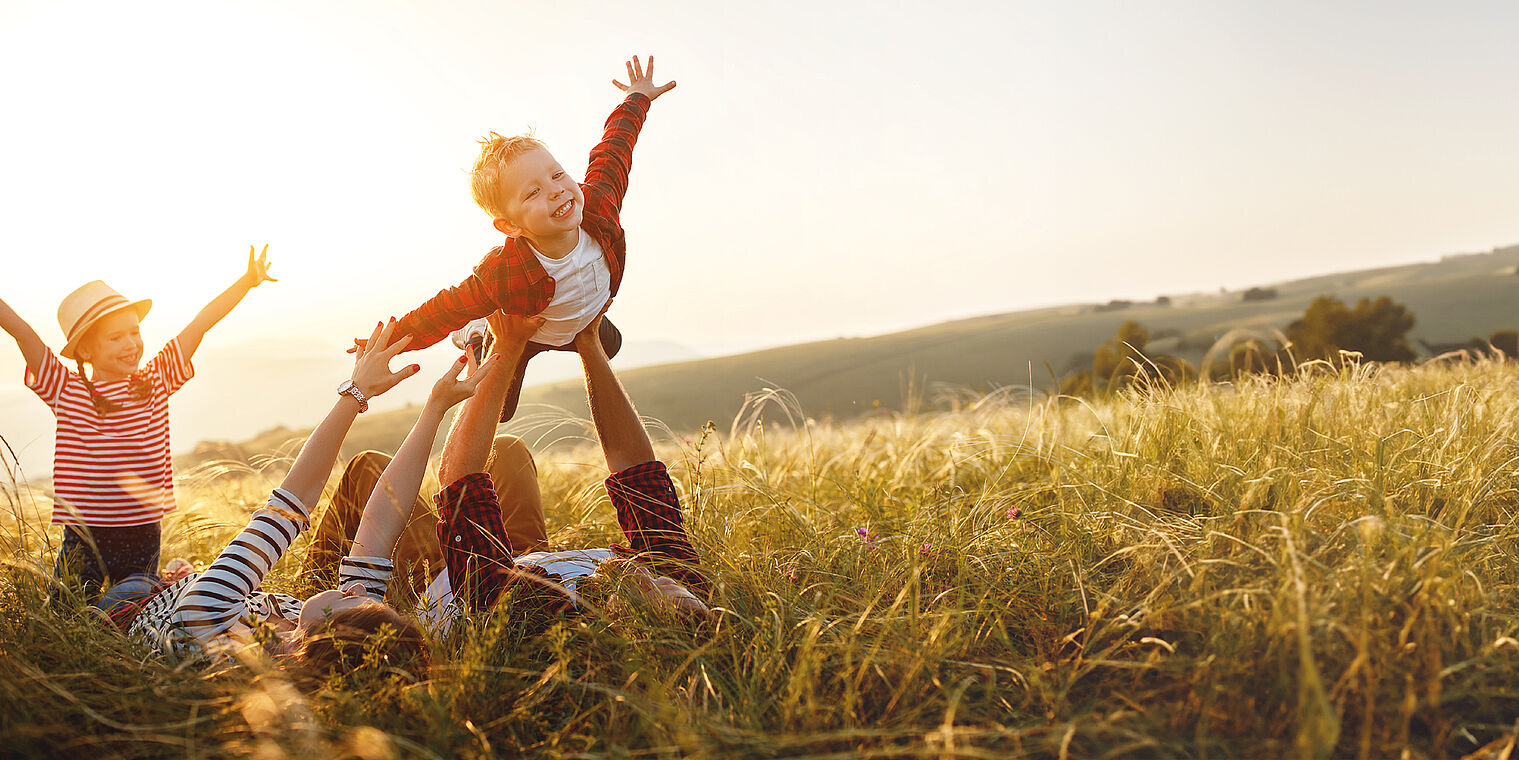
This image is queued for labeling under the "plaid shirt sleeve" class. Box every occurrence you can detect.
[434,473,571,616]
[391,270,498,352]
[581,93,650,211]
[606,460,708,596]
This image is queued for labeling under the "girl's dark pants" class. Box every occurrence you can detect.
[53,522,161,606]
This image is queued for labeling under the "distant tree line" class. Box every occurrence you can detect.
[1060,294,1519,398]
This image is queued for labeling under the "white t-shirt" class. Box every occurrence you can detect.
[530,231,612,347]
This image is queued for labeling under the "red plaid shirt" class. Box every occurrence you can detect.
[392,93,652,351]
[434,460,706,616]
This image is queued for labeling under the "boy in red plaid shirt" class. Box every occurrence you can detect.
[357,56,676,422]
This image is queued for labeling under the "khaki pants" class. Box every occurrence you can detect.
[299,435,546,596]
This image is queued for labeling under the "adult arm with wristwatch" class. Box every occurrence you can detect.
[167,320,420,648]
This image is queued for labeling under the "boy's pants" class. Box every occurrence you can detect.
[501,317,622,423]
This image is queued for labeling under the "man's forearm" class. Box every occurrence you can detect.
[438,338,529,484]
[581,342,654,473]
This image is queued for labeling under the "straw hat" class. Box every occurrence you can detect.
[57,281,152,361]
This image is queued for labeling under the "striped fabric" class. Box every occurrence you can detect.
[128,489,398,659]
[26,340,194,527]
[129,489,310,656]
[390,92,650,351]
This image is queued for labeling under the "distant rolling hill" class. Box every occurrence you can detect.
[179,243,1519,466]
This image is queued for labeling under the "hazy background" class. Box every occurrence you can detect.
[2,0,1517,478]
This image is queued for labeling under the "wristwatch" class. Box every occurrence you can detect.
[337,380,369,413]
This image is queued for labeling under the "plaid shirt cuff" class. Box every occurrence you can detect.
[433,473,574,617]
[435,472,514,612]
[605,460,708,595]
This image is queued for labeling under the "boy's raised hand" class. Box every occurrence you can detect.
[613,55,676,102]
[351,319,421,399]
[243,245,277,288]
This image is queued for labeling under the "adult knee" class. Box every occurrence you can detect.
[490,435,537,477]
[343,450,390,481]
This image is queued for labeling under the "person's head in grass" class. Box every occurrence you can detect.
[282,585,430,683]
[575,558,715,628]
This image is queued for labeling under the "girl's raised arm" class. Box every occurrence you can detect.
[0,296,48,375]
[176,245,276,359]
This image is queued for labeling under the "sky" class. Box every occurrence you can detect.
[2,0,1518,475]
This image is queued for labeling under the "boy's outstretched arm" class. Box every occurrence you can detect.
[279,320,420,510]
[437,311,543,485]
[349,271,497,355]
[349,350,500,559]
[585,55,675,209]
[0,296,47,375]
[177,245,276,359]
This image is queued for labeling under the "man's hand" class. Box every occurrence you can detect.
[427,352,501,411]
[613,55,675,102]
[242,245,277,288]
[351,319,421,398]
[486,311,546,350]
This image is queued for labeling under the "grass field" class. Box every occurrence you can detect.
[169,244,1519,471]
[4,357,1519,758]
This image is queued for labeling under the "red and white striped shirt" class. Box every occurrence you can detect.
[26,340,194,527]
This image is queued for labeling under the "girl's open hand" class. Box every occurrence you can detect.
[351,319,420,398]
[243,245,277,288]
[613,55,675,101]
[427,352,501,410]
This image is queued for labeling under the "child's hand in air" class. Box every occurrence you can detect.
[613,55,676,102]
[426,352,501,411]
[351,319,421,399]
[242,245,277,288]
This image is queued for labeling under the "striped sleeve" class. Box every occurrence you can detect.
[338,555,394,603]
[23,349,68,409]
[149,339,195,395]
[170,488,310,642]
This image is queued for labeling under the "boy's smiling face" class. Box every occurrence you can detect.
[492,147,585,247]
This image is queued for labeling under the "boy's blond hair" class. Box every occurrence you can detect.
[470,132,548,220]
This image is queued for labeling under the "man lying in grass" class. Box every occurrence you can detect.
[306,307,712,652]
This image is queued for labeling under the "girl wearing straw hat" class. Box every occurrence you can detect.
[0,246,275,603]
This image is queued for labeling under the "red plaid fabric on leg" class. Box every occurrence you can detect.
[434,473,570,617]
[605,460,708,596]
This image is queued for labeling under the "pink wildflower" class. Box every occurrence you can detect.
[1006,505,1023,519]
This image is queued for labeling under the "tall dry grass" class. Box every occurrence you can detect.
[2,358,1518,758]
